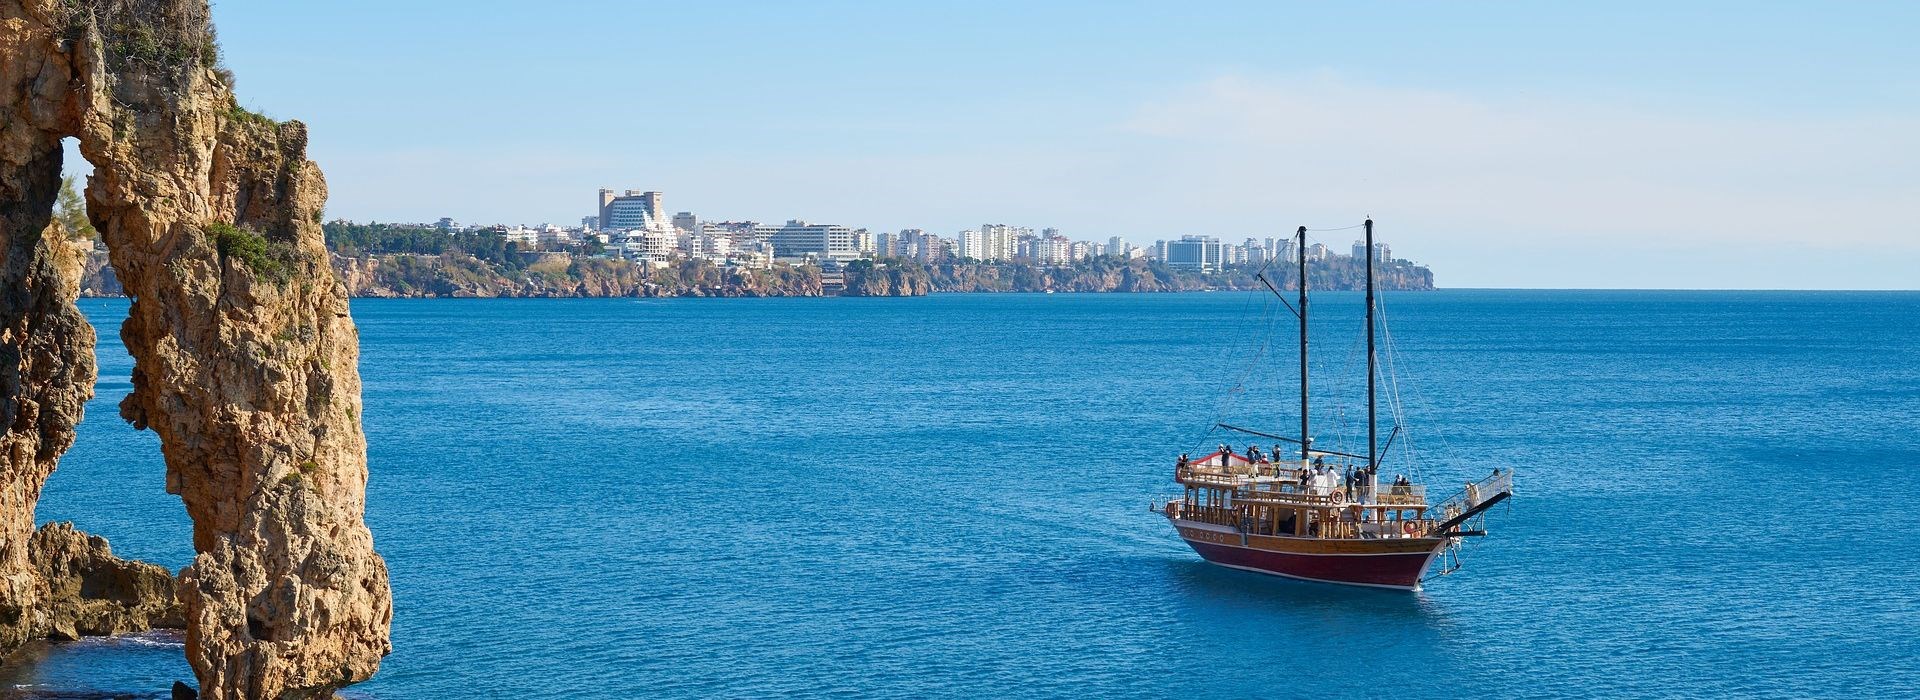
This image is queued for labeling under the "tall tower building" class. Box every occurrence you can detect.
[599,190,667,232]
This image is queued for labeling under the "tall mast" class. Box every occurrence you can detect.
[1365,219,1377,473]
[1297,225,1310,463]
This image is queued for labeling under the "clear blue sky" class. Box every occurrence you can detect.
[86,1,1920,288]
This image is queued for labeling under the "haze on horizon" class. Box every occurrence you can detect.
[69,2,1920,290]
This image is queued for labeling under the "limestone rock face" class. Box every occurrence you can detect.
[30,521,184,640]
[0,1,393,696]
[0,163,98,655]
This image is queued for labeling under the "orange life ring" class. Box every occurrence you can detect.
[1403,521,1418,536]
[1330,489,1346,504]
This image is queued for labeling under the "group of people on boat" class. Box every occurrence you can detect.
[1174,445,1420,502]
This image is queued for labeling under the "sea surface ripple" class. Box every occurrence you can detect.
[15,290,1920,697]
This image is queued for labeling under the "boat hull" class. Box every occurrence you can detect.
[1172,521,1447,591]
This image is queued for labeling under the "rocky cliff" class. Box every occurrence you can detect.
[77,248,120,296]
[1,1,391,697]
[312,255,1433,299]
[331,252,827,298]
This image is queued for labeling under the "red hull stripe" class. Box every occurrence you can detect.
[1184,538,1438,589]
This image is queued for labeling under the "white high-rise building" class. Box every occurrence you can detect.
[1246,238,1271,265]
[599,189,668,232]
[1166,235,1225,272]
[1038,234,1072,265]
[1349,240,1391,262]
[978,224,1029,262]
[957,229,983,260]
[767,220,859,261]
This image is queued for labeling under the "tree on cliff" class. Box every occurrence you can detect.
[56,175,95,241]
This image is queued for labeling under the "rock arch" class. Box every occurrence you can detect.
[0,1,391,697]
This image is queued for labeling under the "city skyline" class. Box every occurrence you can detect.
[60,2,1920,289]
[401,185,1412,275]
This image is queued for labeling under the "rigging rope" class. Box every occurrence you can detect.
[1376,292,1420,481]
[1207,287,1283,447]
[1376,291,1468,484]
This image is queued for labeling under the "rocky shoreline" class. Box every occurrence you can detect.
[22,523,184,643]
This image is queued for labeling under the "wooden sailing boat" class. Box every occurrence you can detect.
[1156,220,1512,591]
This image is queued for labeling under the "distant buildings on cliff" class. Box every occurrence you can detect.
[411,187,1416,273]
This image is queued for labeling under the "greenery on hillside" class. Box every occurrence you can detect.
[325,221,526,271]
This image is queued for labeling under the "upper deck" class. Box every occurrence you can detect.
[1173,449,1429,508]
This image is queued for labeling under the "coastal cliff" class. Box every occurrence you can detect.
[844,256,1434,296]
[179,252,1437,299]
[82,219,1439,299]
[330,252,826,298]
[1,1,391,697]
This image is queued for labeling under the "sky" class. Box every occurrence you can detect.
[67,1,1920,288]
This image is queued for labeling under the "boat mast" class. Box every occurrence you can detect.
[1365,219,1377,475]
[1297,225,1309,463]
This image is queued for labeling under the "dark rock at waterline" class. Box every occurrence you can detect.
[171,681,197,700]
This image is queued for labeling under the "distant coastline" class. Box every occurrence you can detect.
[78,250,1433,299]
[75,220,1434,299]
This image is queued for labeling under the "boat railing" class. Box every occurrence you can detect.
[1230,489,1342,507]
[1175,467,1239,486]
[1433,469,1514,522]
[1373,485,1426,507]
[1176,464,1307,487]
[1166,503,1246,528]
[1169,503,1441,540]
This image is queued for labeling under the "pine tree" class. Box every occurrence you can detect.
[56,175,96,241]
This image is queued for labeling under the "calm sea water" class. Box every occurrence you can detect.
[10,290,1920,697]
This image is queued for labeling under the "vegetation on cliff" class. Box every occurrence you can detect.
[332,253,826,298]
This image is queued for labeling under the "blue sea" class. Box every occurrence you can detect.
[10,290,1920,697]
